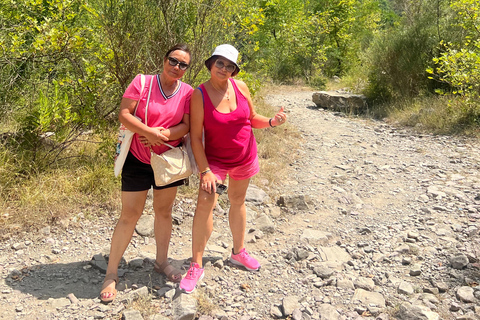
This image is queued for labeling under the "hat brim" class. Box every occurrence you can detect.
[205,55,240,76]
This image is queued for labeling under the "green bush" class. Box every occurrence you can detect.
[364,19,439,103]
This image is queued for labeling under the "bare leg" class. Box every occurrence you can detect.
[227,178,250,254]
[153,186,178,265]
[101,190,148,298]
[191,185,218,267]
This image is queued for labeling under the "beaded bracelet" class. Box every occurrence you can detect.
[200,169,211,176]
[269,118,275,127]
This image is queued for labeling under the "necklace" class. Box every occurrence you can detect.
[210,81,230,100]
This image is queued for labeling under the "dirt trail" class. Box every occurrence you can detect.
[2,87,480,319]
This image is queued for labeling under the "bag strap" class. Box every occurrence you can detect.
[144,75,155,126]
[133,75,146,118]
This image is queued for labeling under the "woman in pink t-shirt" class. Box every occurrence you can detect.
[180,44,287,293]
[100,44,193,303]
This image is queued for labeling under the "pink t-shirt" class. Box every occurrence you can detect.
[123,74,193,164]
[200,79,257,169]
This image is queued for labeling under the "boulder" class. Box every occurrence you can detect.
[312,91,367,112]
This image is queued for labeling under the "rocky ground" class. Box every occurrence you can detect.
[2,87,480,320]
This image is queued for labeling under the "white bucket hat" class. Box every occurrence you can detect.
[205,44,240,76]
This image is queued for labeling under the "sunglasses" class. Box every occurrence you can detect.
[167,57,189,71]
[214,59,236,73]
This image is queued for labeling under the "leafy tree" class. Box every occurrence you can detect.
[428,0,480,122]
[0,0,106,168]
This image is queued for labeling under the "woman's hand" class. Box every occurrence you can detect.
[201,171,217,194]
[272,106,287,126]
[139,127,169,147]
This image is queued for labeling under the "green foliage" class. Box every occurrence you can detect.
[427,0,480,123]
[363,0,454,103]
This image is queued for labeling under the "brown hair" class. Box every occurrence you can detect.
[164,44,191,59]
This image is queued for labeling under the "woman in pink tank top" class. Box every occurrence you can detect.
[180,44,288,293]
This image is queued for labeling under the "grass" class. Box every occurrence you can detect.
[0,135,122,237]
[195,289,217,315]
[250,85,303,194]
[0,87,302,236]
[328,71,480,137]
[383,95,480,136]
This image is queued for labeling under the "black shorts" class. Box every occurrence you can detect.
[121,151,187,192]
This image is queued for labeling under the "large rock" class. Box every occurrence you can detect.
[300,230,332,245]
[352,289,386,308]
[282,296,301,316]
[396,303,440,320]
[135,214,155,237]
[246,184,270,204]
[277,194,310,210]
[312,91,367,112]
[317,246,351,269]
[450,253,469,269]
[317,304,340,320]
[254,213,275,233]
[456,286,475,303]
[173,294,196,320]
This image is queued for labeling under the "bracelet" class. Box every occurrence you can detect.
[269,118,275,128]
[200,169,211,176]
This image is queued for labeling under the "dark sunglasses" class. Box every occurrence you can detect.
[167,57,189,71]
[214,59,236,73]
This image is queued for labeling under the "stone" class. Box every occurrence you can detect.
[254,213,275,233]
[313,266,334,279]
[122,286,149,304]
[352,289,385,308]
[277,195,310,210]
[172,294,196,320]
[336,278,355,289]
[398,282,414,295]
[300,230,332,245]
[317,304,340,320]
[354,277,375,291]
[409,264,422,276]
[450,253,469,269]
[135,214,155,237]
[456,286,475,303]
[282,296,301,316]
[396,303,439,320]
[123,309,144,320]
[90,254,107,273]
[312,91,367,111]
[128,257,145,270]
[246,184,270,204]
[317,246,351,269]
[66,293,79,304]
[292,309,303,320]
[270,305,283,318]
[48,297,71,309]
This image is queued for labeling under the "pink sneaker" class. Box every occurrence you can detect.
[230,248,261,271]
[179,262,204,293]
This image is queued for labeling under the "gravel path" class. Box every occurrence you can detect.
[2,88,480,320]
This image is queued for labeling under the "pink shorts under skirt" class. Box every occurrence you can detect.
[210,155,259,181]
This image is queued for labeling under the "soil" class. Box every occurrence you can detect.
[1,87,480,320]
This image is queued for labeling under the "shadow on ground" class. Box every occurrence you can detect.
[4,256,225,300]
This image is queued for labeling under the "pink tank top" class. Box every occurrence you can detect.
[200,79,257,169]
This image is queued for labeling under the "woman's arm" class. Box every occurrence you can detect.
[190,88,217,193]
[153,114,190,142]
[234,80,287,128]
[119,98,168,146]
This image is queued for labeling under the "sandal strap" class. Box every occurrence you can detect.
[154,261,182,281]
[102,273,119,289]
